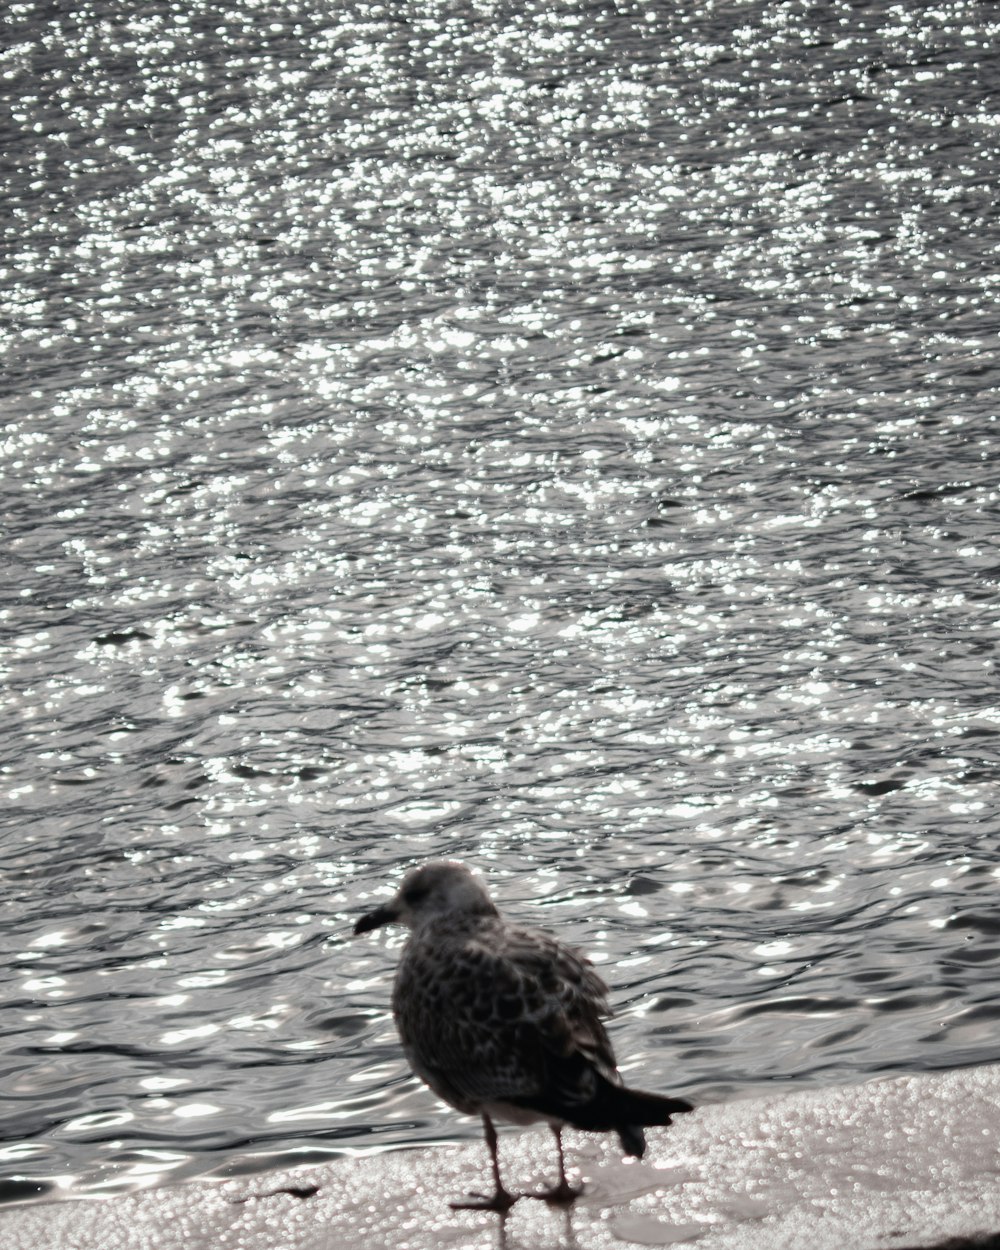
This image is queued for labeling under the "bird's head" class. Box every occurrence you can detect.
[353,861,498,935]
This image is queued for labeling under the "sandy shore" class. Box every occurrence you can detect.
[4,1063,1000,1249]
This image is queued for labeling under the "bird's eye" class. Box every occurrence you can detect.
[402,885,429,906]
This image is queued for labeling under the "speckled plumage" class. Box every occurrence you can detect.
[393,908,616,1118]
[354,861,692,1210]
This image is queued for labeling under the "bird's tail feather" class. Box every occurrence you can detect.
[606,1086,693,1158]
[507,1067,693,1160]
[618,1123,647,1158]
[604,1083,694,1127]
[553,1077,693,1158]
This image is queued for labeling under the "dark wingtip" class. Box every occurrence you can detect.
[619,1095,693,1158]
[619,1124,646,1158]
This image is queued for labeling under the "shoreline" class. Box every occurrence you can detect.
[4,1063,1000,1248]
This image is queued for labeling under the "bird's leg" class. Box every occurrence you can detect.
[529,1126,584,1204]
[450,1114,519,1213]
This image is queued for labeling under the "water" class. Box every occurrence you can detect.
[3,0,1000,1204]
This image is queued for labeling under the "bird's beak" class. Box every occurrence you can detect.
[353,903,398,935]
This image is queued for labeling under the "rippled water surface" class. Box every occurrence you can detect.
[3,0,1000,1204]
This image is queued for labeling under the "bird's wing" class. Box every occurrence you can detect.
[500,924,618,1071]
[393,921,620,1111]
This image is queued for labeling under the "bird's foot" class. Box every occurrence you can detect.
[528,1178,584,1205]
[450,1188,519,1214]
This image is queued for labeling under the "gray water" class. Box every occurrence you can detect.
[3,0,1000,1205]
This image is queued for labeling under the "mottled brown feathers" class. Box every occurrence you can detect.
[355,860,693,1194]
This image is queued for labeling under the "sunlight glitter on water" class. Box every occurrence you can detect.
[2,0,1000,1203]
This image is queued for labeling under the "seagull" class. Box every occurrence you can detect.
[353,860,693,1211]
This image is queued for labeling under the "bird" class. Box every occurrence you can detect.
[353,860,693,1211]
